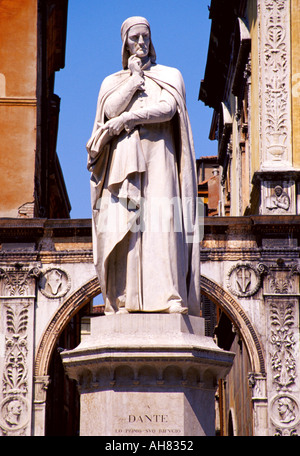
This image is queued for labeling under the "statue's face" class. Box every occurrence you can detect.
[127,24,150,59]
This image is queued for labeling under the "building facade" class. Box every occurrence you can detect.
[0,0,300,436]
[0,0,70,219]
[199,0,300,436]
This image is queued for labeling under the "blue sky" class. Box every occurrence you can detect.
[55,0,216,219]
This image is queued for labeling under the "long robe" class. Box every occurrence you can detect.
[86,62,200,316]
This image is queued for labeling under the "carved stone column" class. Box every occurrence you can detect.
[0,264,40,436]
[258,0,292,168]
[263,263,300,435]
[248,373,268,436]
[32,375,50,436]
[256,0,299,214]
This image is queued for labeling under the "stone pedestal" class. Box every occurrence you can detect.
[61,314,234,436]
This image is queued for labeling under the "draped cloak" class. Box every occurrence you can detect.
[86,63,201,316]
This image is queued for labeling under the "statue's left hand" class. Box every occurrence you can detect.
[103,116,125,136]
[103,112,134,136]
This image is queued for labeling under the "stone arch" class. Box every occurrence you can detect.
[34,276,101,378]
[228,408,237,436]
[200,275,265,375]
[35,274,265,378]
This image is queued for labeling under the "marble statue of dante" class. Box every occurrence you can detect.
[86,16,200,316]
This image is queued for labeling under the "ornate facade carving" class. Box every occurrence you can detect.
[259,0,292,167]
[39,267,71,299]
[271,394,299,435]
[33,376,50,405]
[259,259,300,435]
[0,265,40,297]
[264,266,300,435]
[227,263,263,297]
[0,264,40,435]
[263,263,300,295]
[0,302,30,435]
[200,275,266,375]
[0,216,299,435]
[264,184,291,213]
[269,300,296,391]
[248,373,267,400]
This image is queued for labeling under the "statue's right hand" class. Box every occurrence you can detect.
[128,55,143,77]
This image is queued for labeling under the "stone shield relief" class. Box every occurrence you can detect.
[39,268,71,299]
[227,263,262,298]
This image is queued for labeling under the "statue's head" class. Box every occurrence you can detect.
[121,16,156,69]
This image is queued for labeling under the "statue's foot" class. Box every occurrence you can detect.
[116,307,129,314]
[167,304,188,314]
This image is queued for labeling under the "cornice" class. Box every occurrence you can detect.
[0,218,92,241]
[0,97,37,107]
[0,215,299,236]
[204,215,300,235]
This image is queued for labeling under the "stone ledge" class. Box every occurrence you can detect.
[61,314,234,388]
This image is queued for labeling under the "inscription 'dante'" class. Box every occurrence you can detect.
[128,414,168,424]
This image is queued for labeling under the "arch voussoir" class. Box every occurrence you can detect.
[200,275,265,375]
[34,276,101,378]
[35,274,265,379]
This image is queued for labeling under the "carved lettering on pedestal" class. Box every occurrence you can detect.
[128,414,168,424]
[113,412,180,435]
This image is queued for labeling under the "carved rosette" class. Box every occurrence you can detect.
[259,0,292,167]
[0,265,40,436]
